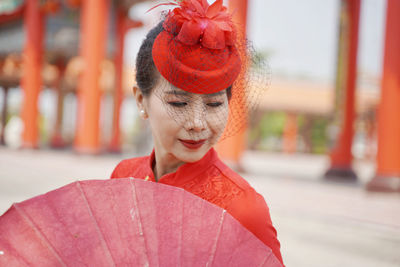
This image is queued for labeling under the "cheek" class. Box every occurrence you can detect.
[147,99,180,143]
[208,106,229,135]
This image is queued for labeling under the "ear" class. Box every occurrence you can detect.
[133,86,148,118]
[133,86,144,109]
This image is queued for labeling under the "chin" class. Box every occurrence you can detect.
[176,148,209,163]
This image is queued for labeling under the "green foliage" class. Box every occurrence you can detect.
[310,117,329,154]
[259,112,286,137]
[39,115,50,145]
[249,112,286,151]
[249,112,330,154]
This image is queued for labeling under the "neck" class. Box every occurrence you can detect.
[153,149,185,181]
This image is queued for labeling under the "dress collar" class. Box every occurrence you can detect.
[146,148,218,185]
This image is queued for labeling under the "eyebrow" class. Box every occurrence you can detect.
[166,90,190,96]
[204,91,225,97]
[165,90,225,97]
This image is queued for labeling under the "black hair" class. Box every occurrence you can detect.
[135,21,164,96]
[135,21,232,99]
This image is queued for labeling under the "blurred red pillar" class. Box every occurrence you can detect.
[74,0,110,153]
[282,113,298,154]
[109,10,142,153]
[0,3,24,24]
[20,0,44,148]
[65,0,81,8]
[366,0,400,192]
[325,0,360,181]
[1,87,9,145]
[215,0,248,168]
[50,61,66,148]
[108,8,126,153]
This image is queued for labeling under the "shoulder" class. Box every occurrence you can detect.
[213,159,268,217]
[180,154,254,210]
[213,157,253,191]
[204,155,266,211]
[110,156,149,179]
[213,159,270,223]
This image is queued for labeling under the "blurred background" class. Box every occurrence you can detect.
[0,0,399,266]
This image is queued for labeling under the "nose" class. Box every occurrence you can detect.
[185,108,206,133]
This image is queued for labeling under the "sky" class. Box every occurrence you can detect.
[126,0,387,84]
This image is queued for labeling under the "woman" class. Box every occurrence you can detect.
[111,0,284,264]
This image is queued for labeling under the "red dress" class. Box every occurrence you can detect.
[111,148,284,264]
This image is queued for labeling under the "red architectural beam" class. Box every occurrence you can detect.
[20,0,44,148]
[215,0,248,168]
[325,0,360,181]
[65,0,82,8]
[0,4,24,24]
[367,0,400,192]
[282,113,298,154]
[109,10,142,153]
[74,0,110,153]
[108,8,126,153]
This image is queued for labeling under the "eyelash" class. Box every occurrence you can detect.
[168,101,187,107]
[168,102,223,108]
[207,102,223,107]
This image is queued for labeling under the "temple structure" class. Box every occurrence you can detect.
[0,0,399,192]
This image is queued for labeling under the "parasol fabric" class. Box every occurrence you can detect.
[0,178,282,266]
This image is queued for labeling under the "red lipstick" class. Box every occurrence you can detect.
[179,139,206,149]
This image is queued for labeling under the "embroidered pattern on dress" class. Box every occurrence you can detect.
[181,166,243,209]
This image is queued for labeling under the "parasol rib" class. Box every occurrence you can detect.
[76,181,117,266]
[206,209,226,266]
[179,188,186,266]
[13,204,66,266]
[129,178,151,265]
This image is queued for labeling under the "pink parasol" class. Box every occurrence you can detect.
[0,178,282,266]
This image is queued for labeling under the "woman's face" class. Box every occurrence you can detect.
[136,76,229,163]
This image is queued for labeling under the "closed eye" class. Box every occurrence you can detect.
[207,102,223,107]
[168,101,187,107]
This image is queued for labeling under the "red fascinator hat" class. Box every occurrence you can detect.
[152,0,241,94]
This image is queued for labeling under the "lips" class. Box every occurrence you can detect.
[179,139,206,150]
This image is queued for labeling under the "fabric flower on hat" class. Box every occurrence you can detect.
[151,0,241,94]
[153,0,235,49]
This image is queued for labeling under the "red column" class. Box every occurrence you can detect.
[109,12,143,153]
[325,0,360,181]
[1,87,9,145]
[0,3,24,24]
[108,9,125,153]
[65,0,81,8]
[50,62,66,148]
[215,0,248,170]
[74,0,110,153]
[282,112,298,154]
[20,0,44,148]
[366,0,400,192]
